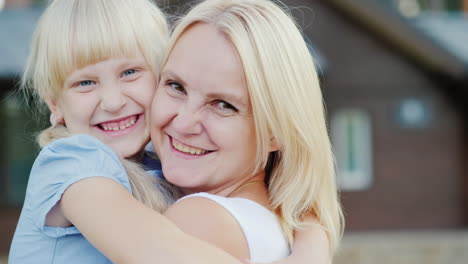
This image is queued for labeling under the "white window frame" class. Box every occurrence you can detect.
[331,109,373,191]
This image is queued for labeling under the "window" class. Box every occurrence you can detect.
[331,109,373,191]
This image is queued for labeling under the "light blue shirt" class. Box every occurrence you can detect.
[9,135,134,264]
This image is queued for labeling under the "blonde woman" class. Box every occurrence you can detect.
[54,0,343,263]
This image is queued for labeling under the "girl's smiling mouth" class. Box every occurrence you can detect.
[96,114,141,133]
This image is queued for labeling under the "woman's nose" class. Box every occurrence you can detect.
[171,105,203,135]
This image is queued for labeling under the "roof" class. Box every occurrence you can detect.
[325,0,468,82]
[0,8,43,79]
[411,12,468,67]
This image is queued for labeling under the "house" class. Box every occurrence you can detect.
[284,0,468,231]
[277,0,468,262]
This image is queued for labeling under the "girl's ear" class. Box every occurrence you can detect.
[46,98,64,126]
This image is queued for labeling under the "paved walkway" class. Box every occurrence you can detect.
[335,231,468,264]
[2,231,467,264]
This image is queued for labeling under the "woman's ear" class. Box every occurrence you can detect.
[269,136,279,152]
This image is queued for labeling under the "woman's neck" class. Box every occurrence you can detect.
[213,172,271,208]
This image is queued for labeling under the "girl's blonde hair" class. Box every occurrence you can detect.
[166,0,344,256]
[23,0,178,212]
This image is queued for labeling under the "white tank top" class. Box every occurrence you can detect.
[182,192,290,262]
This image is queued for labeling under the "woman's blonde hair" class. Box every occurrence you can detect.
[165,0,344,256]
[23,0,177,212]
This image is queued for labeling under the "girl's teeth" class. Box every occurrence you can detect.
[100,116,138,131]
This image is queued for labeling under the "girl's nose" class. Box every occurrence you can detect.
[100,84,126,112]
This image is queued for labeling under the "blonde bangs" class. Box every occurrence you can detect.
[25,0,168,103]
[70,0,142,69]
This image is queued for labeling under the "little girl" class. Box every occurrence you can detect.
[8,0,176,263]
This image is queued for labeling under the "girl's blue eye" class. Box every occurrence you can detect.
[79,80,95,86]
[122,69,136,76]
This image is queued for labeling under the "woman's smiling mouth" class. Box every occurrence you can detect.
[170,136,213,156]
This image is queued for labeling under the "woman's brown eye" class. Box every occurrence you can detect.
[168,81,186,94]
[213,100,238,112]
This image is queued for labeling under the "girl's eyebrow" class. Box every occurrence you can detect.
[118,58,147,68]
[66,64,99,82]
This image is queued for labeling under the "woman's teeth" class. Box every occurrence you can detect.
[100,116,137,131]
[172,141,209,155]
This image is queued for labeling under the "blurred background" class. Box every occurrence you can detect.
[1,0,468,263]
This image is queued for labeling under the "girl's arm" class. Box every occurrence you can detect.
[36,135,241,263]
[60,177,242,264]
[245,216,330,264]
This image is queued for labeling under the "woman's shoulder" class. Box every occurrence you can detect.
[165,193,290,261]
[165,193,243,229]
[164,193,250,259]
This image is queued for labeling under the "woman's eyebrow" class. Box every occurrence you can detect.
[160,70,188,87]
[161,69,248,108]
[206,91,247,108]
